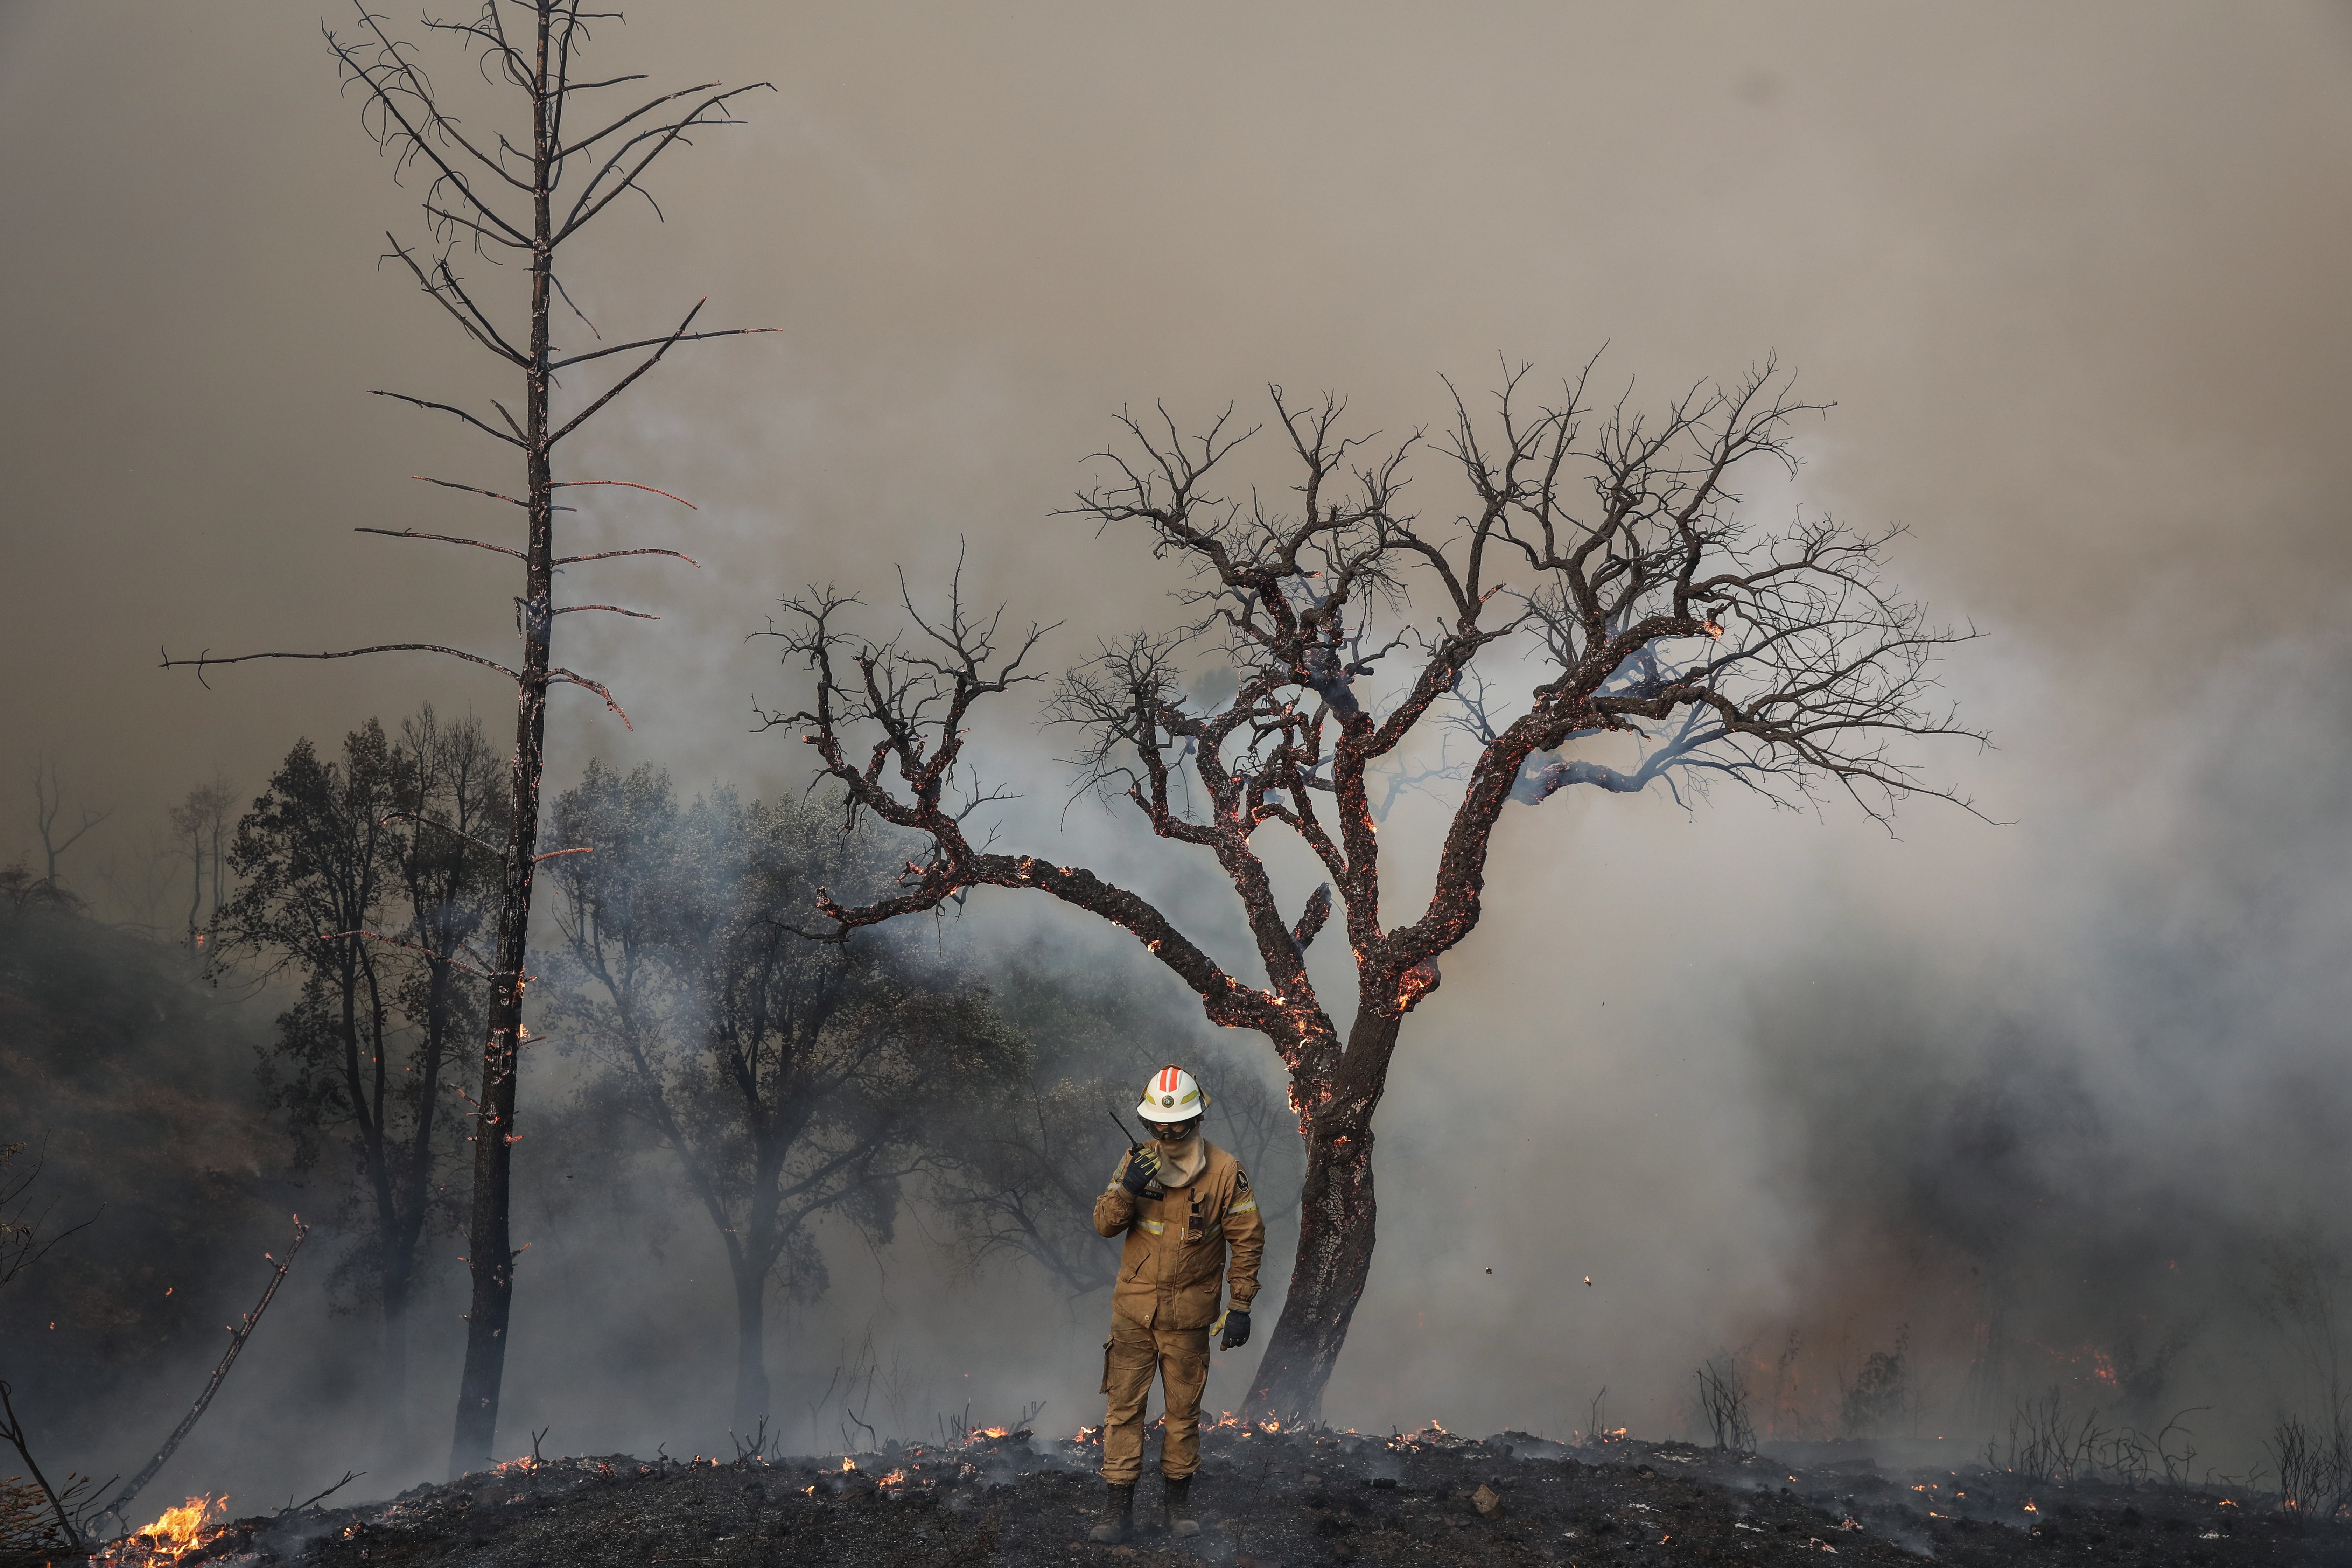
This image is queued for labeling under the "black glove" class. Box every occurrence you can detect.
[1219,1308,1251,1351]
[1120,1147,1161,1196]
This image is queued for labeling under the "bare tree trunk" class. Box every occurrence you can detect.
[732,1262,770,1434]
[183,820,204,950]
[382,1259,412,1452]
[450,85,557,1474]
[1246,1008,1399,1423]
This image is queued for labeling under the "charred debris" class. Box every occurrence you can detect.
[84,1423,2352,1568]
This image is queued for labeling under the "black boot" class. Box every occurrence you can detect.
[1088,1482,1135,1544]
[1162,1474,1199,1538]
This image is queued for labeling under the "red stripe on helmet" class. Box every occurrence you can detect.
[1159,1066,1179,1092]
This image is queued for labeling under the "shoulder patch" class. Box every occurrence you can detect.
[1234,1169,1250,1194]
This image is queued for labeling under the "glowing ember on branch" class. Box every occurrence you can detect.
[1395,957,1441,1011]
[108,1494,226,1566]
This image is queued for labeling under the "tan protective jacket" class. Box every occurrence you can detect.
[1093,1137,1264,1331]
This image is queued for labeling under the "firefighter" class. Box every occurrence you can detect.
[1088,1064,1265,1544]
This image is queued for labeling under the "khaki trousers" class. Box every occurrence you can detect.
[1099,1323,1211,1483]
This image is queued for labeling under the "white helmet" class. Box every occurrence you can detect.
[1136,1065,1209,1123]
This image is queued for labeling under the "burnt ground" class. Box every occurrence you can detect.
[154,1427,2352,1568]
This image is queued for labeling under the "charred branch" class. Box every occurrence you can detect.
[103,1217,309,1528]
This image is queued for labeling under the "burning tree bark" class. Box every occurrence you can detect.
[765,362,1980,1422]
[161,1,774,1476]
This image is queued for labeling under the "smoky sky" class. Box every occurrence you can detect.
[4,0,2352,1491]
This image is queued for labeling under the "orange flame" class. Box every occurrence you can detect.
[878,1468,909,1489]
[838,1456,858,1473]
[113,1494,226,1565]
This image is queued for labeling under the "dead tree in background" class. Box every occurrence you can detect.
[769,362,1980,1421]
[168,774,237,954]
[28,756,108,894]
[543,765,1027,1429]
[160,1,773,1475]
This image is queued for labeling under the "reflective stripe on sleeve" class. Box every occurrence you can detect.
[1138,1217,1166,1234]
[1229,1196,1258,1214]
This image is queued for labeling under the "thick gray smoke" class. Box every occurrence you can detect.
[2,0,2349,1519]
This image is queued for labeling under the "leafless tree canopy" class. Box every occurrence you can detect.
[27,756,109,894]
[765,359,1980,1420]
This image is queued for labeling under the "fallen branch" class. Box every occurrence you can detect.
[278,1470,364,1517]
[103,1216,309,1527]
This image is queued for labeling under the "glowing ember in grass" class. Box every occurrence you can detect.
[108,1494,226,1566]
[877,1468,909,1489]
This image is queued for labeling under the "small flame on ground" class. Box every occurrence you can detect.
[838,1456,858,1473]
[111,1494,226,1565]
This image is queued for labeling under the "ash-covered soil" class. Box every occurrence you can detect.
[170,1426,2352,1567]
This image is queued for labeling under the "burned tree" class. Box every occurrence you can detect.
[543,765,1027,1430]
[27,756,108,895]
[168,775,237,954]
[161,1,774,1474]
[768,361,1979,1421]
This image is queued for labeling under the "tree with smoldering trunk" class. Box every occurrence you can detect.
[543,765,1028,1430]
[766,362,1980,1421]
[161,0,776,1474]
